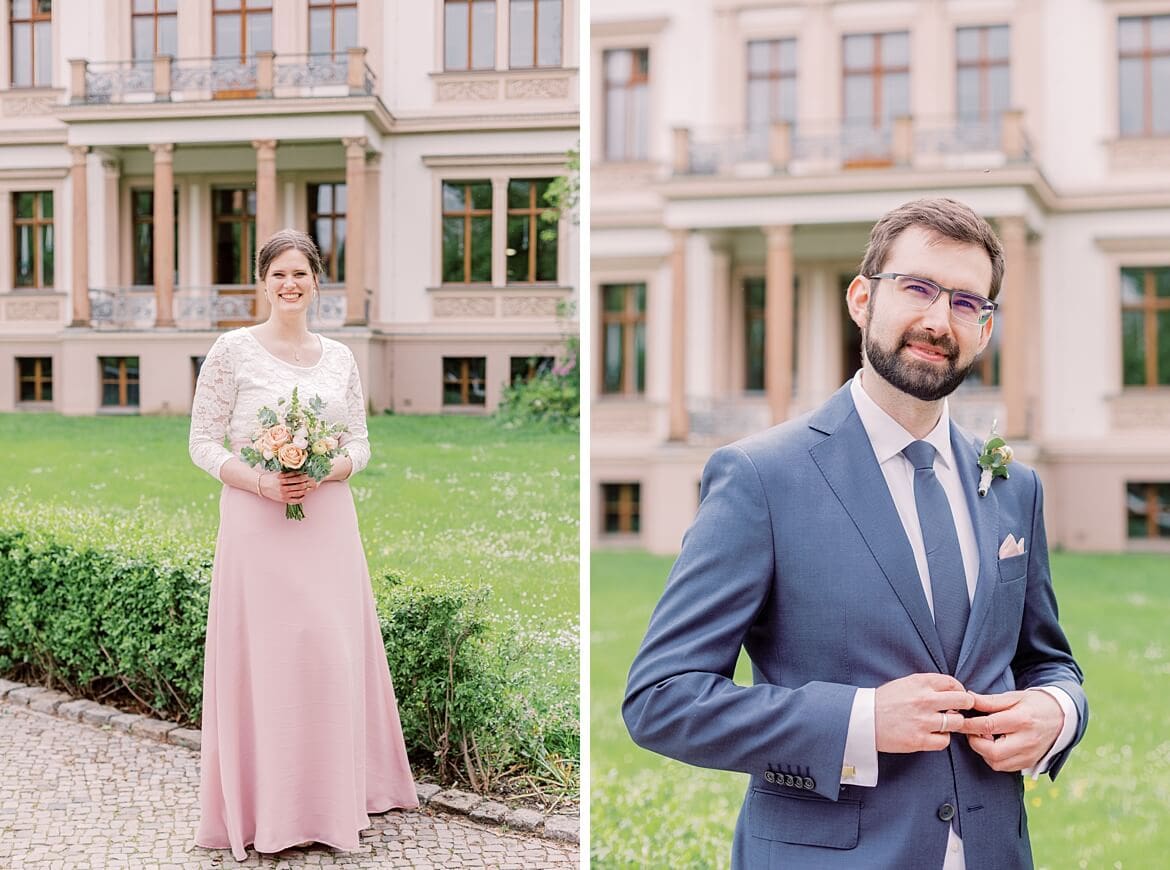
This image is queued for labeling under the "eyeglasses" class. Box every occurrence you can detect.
[867,272,998,326]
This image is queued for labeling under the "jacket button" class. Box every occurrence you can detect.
[803,777,815,790]
[765,771,776,783]
[784,774,795,786]
[938,803,956,822]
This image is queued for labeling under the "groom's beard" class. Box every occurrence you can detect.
[863,326,974,402]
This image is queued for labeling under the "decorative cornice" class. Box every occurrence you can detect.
[1093,236,1170,255]
[57,95,396,136]
[421,152,570,168]
[590,17,670,37]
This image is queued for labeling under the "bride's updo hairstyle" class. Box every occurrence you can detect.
[255,228,326,285]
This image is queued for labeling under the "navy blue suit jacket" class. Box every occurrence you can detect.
[623,384,1087,869]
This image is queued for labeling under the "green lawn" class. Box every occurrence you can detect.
[0,412,580,694]
[591,549,1170,869]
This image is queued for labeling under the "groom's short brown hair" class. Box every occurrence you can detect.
[859,197,1006,300]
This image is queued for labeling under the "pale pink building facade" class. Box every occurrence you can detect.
[0,0,579,417]
[591,0,1170,554]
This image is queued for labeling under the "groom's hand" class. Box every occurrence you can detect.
[875,673,975,754]
[956,690,1064,772]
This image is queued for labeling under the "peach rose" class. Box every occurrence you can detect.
[258,433,278,459]
[277,443,308,470]
[311,435,339,456]
[267,424,291,449]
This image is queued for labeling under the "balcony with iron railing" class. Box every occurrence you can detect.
[87,285,352,330]
[69,49,376,105]
[672,111,1033,178]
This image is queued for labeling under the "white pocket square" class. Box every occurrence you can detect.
[999,533,1026,559]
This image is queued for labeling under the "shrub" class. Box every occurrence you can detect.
[378,573,580,797]
[0,502,579,798]
[496,340,580,432]
[377,575,515,789]
[0,505,211,722]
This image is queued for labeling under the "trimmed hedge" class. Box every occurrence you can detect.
[0,503,578,795]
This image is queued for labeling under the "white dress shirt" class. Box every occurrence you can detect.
[840,374,1078,869]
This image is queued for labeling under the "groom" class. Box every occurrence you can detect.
[623,198,1087,869]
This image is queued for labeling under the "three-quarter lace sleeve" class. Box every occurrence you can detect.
[189,336,238,481]
[341,350,371,476]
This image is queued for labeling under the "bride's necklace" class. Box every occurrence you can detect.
[265,329,310,362]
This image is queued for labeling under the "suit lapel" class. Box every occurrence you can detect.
[808,387,949,673]
[952,425,1000,678]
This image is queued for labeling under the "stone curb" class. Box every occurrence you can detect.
[0,679,580,845]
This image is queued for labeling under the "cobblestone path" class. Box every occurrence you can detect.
[0,703,578,869]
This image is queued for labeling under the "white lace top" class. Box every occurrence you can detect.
[188,327,371,482]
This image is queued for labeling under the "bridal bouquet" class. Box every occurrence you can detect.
[240,386,349,520]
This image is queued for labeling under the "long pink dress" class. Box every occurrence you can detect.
[188,328,417,860]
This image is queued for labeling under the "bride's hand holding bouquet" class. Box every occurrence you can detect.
[240,386,350,520]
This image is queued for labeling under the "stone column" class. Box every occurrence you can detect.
[764,224,795,423]
[364,151,382,322]
[69,145,90,327]
[342,136,368,326]
[668,229,689,441]
[149,143,176,327]
[253,139,278,321]
[101,158,120,288]
[998,216,1029,438]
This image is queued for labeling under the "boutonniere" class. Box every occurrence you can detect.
[977,419,1013,497]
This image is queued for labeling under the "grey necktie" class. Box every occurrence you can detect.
[902,440,970,674]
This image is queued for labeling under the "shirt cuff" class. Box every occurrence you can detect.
[1022,686,1078,779]
[841,687,878,787]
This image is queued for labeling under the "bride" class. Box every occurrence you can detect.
[188,229,417,859]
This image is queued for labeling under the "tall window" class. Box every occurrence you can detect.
[213,0,272,61]
[443,357,486,406]
[16,357,52,402]
[213,188,257,285]
[1119,15,1170,137]
[746,39,797,137]
[100,357,140,408]
[132,0,177,66]
[510,0,561,68]
[10,0,51,87]
[602,483,641,534]
[1121,266,1170,387]
[507,179,557,283]
[444,0,495,71]
[131,189,179,286]
[13,191,53,289]
[442,181,492,284]
[308,183,347,283]
[956,25,1010,123]
[601,283,646,395]
[1127,482,1170,539]
[604,48,649,161]
[842,31,909,161]
[965,322,1000,387]
[744,277,766,391]
[309,0,357,59]
[742,276,799,392]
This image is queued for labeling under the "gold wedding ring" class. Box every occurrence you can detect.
[939,712,948,733]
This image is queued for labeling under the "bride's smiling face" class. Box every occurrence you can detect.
[264,248,316,312]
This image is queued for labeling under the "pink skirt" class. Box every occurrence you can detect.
[195,481,418,860]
